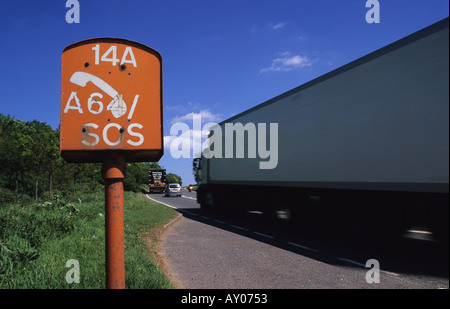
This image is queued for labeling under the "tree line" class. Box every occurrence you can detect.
[0,114,181,200]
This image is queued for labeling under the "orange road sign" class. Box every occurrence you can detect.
[60,38,163,163]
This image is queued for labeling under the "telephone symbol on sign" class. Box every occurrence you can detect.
[70,71,127,118]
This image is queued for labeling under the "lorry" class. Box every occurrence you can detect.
[148,169,167,193]
[194,18,449,240]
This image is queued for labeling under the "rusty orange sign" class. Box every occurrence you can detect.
[60,38,163,163]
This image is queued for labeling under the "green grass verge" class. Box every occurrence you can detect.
[0,190,176,289]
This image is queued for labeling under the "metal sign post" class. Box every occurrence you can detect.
[60,38,163,289]
[103,153,126,289]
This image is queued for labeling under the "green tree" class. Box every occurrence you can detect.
[23,120,59,200]
[1,114,174,198]
[166,173,182,185]
[0,115,31,193]
[124,162,163,192]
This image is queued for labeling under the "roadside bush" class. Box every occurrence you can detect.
[1,189,176,288]
[0,188,32,205]
[0,192,92,287]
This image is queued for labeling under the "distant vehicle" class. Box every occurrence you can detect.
[149,169,167,194]
[194,18,449,240]
[165,183,181,197]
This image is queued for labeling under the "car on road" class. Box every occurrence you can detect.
[165,183,182,197]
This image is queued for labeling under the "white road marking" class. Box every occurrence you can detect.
[148,193,402,277]
[336,257,366,268]
[253,231,275,239]
[182,196,197,201]
[145,194,178,209]
[336,257,400,276]
[230,224,248,231]
[287,242,320,253]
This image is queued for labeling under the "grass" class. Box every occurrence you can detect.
[0,189,177,289]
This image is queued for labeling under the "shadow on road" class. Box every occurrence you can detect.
[173,207,449,280]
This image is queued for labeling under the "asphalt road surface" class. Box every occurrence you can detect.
[146,188,449,289]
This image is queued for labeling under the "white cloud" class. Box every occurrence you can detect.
[163,123,213,158]
[260,52,312,73]
[269,22,286,30]
[164,109,223,156]
[165,104,184,112]
[170,109,222,124]
[165,101,201,113]
[164,127,202,149]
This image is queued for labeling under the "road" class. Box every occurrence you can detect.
[146,188,449,289]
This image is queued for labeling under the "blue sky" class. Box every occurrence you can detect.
[0,0,448,185]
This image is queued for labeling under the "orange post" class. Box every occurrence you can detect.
[60,38,164,290]
[103,154,126,289]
